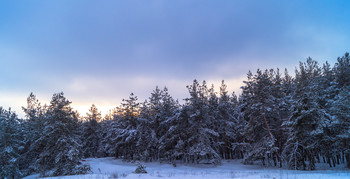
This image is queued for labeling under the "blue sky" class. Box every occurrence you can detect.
[1,0,349,117]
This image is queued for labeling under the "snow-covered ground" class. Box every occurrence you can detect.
[23,157,350,179]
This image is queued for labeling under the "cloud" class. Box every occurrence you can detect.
[1,0,350,117]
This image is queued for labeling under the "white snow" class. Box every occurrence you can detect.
[23,157,350,179]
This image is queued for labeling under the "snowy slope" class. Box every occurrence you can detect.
[23,157,350,179]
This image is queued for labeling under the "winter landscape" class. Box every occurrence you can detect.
[2,55,350,178]
[23,158,350,179]
[1,1,350,179]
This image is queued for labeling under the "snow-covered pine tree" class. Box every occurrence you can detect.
[0,107,23,179]
[184,80,220,164]
[239,69,281,166]
[159,104,190,162]
[156,87,180,159]
[234,72,255,160]
[230,91,249,160]
[159,81,221,164]
[215,80,237,159]
[21,93,46,175]
[329,87,350,168]
[134,100,158,161]
[81,104,102,158]
[34,92,90,176]
[334,52,350,89]
[98,118,117,157]
[313,61,341,168]
[159,87,179,130]
[111,93,140,160]
[98,108,119,157]
[268,69,291,167]
[329,53,350,168]
[145,86,163,160]
[283,58,331,170]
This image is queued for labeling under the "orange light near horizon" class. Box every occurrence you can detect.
[71,104,117,118]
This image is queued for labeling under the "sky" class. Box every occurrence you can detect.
[1,0,350,118]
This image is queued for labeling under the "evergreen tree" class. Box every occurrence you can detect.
[215,80,237,159]
[184,80,220,164]
[111,93,140,160]
[98,118,117,157]
[283,58,330,170]
[159,81,221,164]
[329,53,350,168]
[81,104,102,158]
[239,69,282,166]
[0,107,23,179]
[135,101,158,161]
[34,92,90,176]
[334,52,350,88]
[21,93,46,174]
[329,87,350,168]
[159,105,191,162]
[98,108,119,157]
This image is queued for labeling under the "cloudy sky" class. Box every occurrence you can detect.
[1,0,349,117]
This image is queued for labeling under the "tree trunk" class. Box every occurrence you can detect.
[264,116,272,138]
[346,153,350,169]
[332,156,336,167]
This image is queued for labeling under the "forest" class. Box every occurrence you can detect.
[1,53,349,178]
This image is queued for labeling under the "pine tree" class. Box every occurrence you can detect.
[145,86,163,160]
[334,52,350,89]
[159,105,190,162]
[111,93,140,160]
[184,80,220,164]
[329,53,350,168]
[98,118,117,157]
[135,101,158,161]
[283,58,330,170]
[21,93,46,175]
[81,104,102,158]
[34,92,90,176]
[239,69,282,166]
[329,87,350,168]
[157,87,180,159]
[215,80,237,159]
[267,69,292,167]
[98,108,118,157]
[0,107,23,179]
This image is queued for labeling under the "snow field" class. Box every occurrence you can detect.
[24,157,350,179]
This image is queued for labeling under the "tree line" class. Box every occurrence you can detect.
[1,53,349,178]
